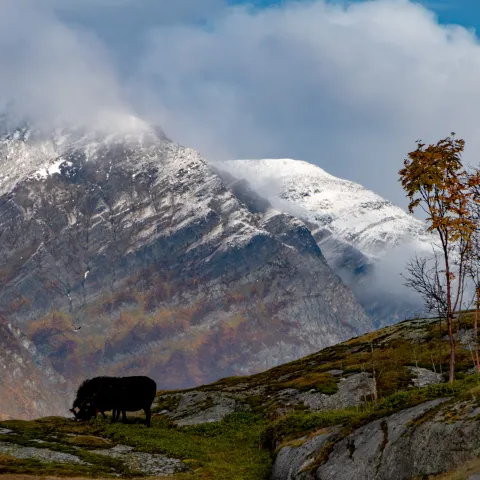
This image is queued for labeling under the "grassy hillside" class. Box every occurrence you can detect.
[2,312,480,479]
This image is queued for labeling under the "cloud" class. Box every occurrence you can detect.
[134,0,480,207]
[50,0,226,74]
[2,0,480,208]
[0,0,129,131]
[2,0,477,322]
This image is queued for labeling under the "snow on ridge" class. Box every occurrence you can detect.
[219,158,432,258]
[34,159,72,179]
[0,118,166,196]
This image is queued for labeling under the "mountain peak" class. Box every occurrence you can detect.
[219,158,431,326]
[220,158,430,256]
[0,129,372,419]
[0,116,172,196]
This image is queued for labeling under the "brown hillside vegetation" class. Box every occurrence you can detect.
[3,313,480,479]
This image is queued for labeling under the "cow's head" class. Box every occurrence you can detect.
[70,398,96,421]
[69,398,80,420]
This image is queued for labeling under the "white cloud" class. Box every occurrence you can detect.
[135,0,480,207]
[0,0,128,131]
[3,0,478,321]
[2,0,480,208]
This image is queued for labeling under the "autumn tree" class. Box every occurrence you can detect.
[399,134,480,383]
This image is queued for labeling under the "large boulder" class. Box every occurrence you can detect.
[274,397,480,480]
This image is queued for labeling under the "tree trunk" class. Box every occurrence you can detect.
[445,253,455,384]
[447,313,455,383]
[475,288,480,372]
[370,342,378,404]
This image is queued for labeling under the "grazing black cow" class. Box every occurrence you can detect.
[72,375,157,428]
[70,376,119,421]
[114,376,157,428]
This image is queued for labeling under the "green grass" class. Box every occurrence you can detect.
[0,413,271,480]
[102,413,271,479]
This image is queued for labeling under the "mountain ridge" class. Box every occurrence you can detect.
[219,158,431,325]
[0,122,372,419]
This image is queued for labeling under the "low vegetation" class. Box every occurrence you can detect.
[3,313,480,479]
[0,413,270,479]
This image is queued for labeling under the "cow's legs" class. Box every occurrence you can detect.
[101,411,107,419]
[113,409,121,422]
[144,407,152,428]
[122,410,127,423]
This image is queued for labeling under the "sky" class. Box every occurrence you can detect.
[1,0,480,208]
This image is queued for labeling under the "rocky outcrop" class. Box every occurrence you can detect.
[272,427,341,480]
[408,366,444,388]
[298,372,374,411]
[273,397,480,480]
[0,123,372,417]
[90,444,188,476]
[155,372,375,426]
[0,431,187,477]
[155,390,250,426]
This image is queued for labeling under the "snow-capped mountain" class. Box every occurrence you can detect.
[0,121,372,418]
[219,159,432,325]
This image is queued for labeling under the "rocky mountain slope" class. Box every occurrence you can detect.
[0,121,372,418]
[2,312,480,479]
[0,316,72,420]
[220,159,434,326]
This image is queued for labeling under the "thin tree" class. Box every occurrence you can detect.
[403,253,447,373]
[465,173,480,371]
[369,341,378,404]
[399,134,480,383]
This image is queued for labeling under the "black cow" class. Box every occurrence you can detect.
[72,375,157,428]
[70,376,119,421]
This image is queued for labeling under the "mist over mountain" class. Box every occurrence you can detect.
[219,159,432,327]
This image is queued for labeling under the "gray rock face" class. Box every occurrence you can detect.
[408,366,443,388]
[0,440,88,465]
[0,124,373,414]
[274,397,480,480]
[157,372,374,428]
[92,444,188,476]
[298,372,374,411]
[272,427,341,480]
[0,433,186,476]
[0,319,73,420]
[158,391,250,426]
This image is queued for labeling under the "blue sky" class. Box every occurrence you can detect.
[2,0,480,208]
[230,0,479,31]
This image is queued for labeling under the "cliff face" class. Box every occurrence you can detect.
[0,318,72,419]
[0,123,371,415]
